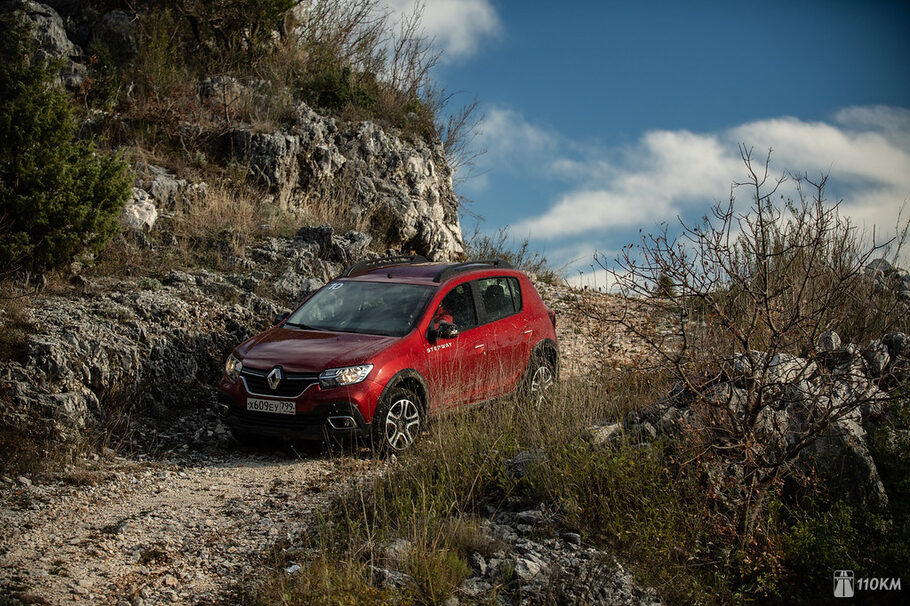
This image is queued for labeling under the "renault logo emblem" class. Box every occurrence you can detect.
[267,367,283,390]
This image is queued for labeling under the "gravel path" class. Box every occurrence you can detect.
[0,435,386,605]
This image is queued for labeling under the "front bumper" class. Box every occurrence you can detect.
[218,392,369,440]
[217,373,382,441]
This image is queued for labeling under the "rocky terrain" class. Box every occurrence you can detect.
[369,498,661,606]
[0,265,659,605]
[10,0,464,262]
[2,3,906,604]
[0,6,661,602]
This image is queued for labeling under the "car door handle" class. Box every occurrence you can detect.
[474,343,485,350]
[523,329,533,335]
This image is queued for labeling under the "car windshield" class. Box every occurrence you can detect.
[286,281,435,337]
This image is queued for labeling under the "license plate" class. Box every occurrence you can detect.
[246,398,295,415]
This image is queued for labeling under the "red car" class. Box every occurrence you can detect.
[217,256,559,452]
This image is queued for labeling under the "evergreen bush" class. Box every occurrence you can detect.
[0,15,131,273]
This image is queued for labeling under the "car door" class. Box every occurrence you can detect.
[475,276,527,397]
[423,281,485,411]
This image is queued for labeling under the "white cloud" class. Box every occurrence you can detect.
[499,108,910,245]
[385,0,500,60]
[474,105,910,286]
[478,106,559,162]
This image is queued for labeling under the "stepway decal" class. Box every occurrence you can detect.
[426,342,453,353]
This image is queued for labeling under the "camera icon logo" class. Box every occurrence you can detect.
[834,570,854,598]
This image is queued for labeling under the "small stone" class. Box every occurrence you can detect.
[469,552,487,576]
[586,423,623,445]
[383,538,411,563]
[163,574,178,587]
[514,557,544,580]
[818,330,841,353]
[17,476,32,487]
[563,532,582,546]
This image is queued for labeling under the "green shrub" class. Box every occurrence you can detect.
[0,15,131,274]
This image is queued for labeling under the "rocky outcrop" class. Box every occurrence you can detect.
[134,163,208,212]
[0,222,391,450]
[229,103,464,261]
[3,0,86,89]
[608,331,907,508]
[120,187,158,232]
[4,2,464,261]
[0,276,275,446]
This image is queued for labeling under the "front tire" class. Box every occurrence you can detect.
[371,387,423,454]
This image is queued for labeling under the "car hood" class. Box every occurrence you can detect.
[238,327,398,373]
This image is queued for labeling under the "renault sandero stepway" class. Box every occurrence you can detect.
[217,256,559,452]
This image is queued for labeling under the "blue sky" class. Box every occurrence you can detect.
[391,1,910,286]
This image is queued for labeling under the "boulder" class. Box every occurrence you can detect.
[199,75,246,112]
[120,188,158,232]
[864,339,890,377]
[135,164,207,211]
[818,330,841,353]
[230,130,300,205]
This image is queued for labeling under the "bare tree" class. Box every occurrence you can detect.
[592,147,908,540]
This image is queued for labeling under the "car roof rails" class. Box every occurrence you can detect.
[432,259,513,283]
[340,254,430,278]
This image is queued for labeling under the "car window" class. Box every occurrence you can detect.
[431,282,477,331]
[478,277,521,323]
[287,281,434,337]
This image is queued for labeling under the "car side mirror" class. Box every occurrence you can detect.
[274,311,290,325]
[437,321,459,340]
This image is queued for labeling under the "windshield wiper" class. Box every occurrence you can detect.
[284,321,320,330]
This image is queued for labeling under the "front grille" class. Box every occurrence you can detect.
[240,368,319,398]
[232,409,323,432]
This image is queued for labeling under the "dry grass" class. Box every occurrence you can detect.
[246,368,710,605]
[0,293,34,363]
[91,172,379,280]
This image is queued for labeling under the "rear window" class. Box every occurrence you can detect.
[478,277,522,323]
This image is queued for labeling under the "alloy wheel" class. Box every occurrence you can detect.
[529,365,554,407]
[384,397,421,451]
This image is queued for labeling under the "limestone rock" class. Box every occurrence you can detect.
[818,330,841,353]
[136,164,207,212]
[120,188,158,232]
[4,0,86,89]
[229,103,463,261]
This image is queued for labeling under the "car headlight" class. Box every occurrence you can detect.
[225,353,243,381]
[319,364,373,389]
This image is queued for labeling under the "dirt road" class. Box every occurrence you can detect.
[0,426,385,605]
